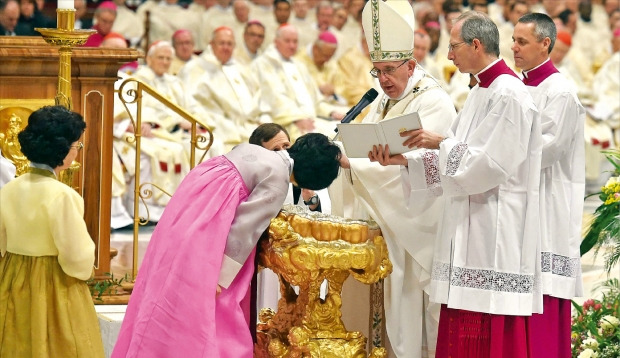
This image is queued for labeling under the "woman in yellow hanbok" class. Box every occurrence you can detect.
[0,106,104,357]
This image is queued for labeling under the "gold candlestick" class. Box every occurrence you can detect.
[36,9,95,110]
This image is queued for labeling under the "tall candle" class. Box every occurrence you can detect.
[58,0,74,10]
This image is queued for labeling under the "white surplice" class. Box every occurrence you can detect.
[331,67,456,358]
[400,60,543,316]
[522,59,585,299]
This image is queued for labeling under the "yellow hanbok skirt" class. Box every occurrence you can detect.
[0,253,104,358]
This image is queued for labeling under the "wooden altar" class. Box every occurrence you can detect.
[0,36,141,277]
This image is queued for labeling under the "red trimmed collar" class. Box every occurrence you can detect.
[522,59,559,87]
[475,59,519,88]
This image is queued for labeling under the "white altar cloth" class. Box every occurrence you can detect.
[96,304,127,357]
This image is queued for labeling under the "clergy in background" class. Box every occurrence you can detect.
[83,1,117,47]
[333,30,378,123]
[512,13,585,357]
[111,0,143,47]
[192,26,267,151]
[331,1,456,356]
[233,20,265,67]
[295,31,345,105]
[169,29,197,76]
[251,24,345,141]
[370,11,543,358]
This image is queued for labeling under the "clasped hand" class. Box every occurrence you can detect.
[368,129,444,166]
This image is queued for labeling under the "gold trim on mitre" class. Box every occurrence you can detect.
[362,0,416,62]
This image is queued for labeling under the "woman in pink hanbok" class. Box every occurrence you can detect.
[112,133,342,358]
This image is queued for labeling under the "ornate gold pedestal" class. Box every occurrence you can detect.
[255,205,392,358]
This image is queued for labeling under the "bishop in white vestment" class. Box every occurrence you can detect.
[192,27,267,151]
[251,25,345,141]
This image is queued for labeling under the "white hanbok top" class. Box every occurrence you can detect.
[400,60,543,316]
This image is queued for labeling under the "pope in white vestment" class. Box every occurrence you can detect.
[332,2,457,357]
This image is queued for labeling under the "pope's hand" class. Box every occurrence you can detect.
[369,144,408,166]
[339,152,351,169]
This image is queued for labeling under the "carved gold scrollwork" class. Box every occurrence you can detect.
[0,113,29,176]
[255,205,391,358]
[0,105,79,188]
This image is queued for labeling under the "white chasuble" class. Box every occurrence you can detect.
[331,68,456,358]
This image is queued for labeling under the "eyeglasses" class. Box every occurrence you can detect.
[448,41,468,52]
[369,60,408,78]
[71,142,84,151]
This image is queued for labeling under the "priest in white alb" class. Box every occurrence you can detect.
[512,13,585,357]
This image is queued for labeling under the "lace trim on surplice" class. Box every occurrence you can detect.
[432,262,534,294]
[422,151,441,195]
[445,143,468,176]
[541,252,581,278]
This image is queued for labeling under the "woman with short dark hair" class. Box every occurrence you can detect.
[0,105,105,357]
[113,132,343,358]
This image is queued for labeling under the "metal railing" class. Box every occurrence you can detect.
[116,77,214,280]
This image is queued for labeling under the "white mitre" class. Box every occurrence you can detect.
[362,0,415,62]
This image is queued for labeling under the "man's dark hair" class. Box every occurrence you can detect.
[518,12,557,53]
[273,0,290,7]
[249,123,289,146]
[287,133,341,190]
[18,106,86,168]
[556,9,573,27]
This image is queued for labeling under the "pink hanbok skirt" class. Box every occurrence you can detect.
[112,156,255,358]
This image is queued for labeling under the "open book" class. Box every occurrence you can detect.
[336,112,423,158]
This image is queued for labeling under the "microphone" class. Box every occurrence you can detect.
[340,88,379,125]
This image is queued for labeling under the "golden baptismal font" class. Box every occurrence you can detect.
[255,205,392,358]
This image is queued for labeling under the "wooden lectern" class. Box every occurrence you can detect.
[0,36,141,277]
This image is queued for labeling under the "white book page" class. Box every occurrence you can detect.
[379,112,422,155]
[336,123,381,158]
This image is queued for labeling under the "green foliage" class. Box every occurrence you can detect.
[581,149,620,275]
[87,272,129,302]
[571,279,620,358]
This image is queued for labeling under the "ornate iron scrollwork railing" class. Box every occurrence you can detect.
[115,77,214,280]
